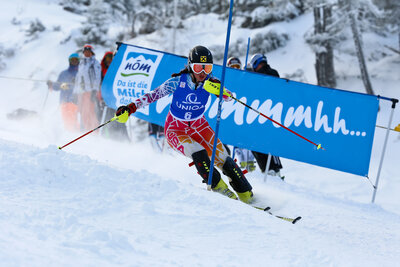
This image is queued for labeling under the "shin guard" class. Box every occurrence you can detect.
[222,157,252,193]
[192,150,221,188]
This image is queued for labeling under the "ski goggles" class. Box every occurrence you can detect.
[229,63,241,69]
[190,63,213,74]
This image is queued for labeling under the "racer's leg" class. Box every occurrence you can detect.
[189,117,253,203]
[163,113,237,199]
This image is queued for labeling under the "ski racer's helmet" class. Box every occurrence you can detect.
[227,57,242,69]
[188,46,213,65]
[249,54,267,70]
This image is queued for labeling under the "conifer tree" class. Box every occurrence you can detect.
[75,0,109,46]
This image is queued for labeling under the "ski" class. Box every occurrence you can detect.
[252,206,302,224]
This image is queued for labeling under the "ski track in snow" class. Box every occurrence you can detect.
[1,137,400,266]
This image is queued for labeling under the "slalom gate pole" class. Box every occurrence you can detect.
[232,37,251,160]
[58,116,118,150]
[230,94,324,150]
[207,0,235,191]
[244,37,250,70]
[264,153,272,183]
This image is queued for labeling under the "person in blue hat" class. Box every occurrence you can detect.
[47,53,80,131]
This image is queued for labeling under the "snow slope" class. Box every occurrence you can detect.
[1,139,400,267]
[0,1,399,266]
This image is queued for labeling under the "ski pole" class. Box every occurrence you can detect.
[0,75,77,89]
[0,75,50,83]
[376,123,400,132]
[58,115,119,150]
[231,94,324,150]
[203,80,324,150]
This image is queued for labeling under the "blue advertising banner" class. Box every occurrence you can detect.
[102,43,379,176]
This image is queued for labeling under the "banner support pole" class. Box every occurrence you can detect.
[264,153,272,183]
[372,99,397,203]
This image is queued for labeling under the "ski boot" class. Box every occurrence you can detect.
[222,157,254,204]
[192,150,238,200]
[240,161,256,172]
[236,191,254,204]
[267,169,285,181]
[212,178,238,200]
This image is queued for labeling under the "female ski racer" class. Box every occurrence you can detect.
[115,46,254,204]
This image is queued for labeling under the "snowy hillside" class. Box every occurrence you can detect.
[0,0,400,266]
[1,137,400,266]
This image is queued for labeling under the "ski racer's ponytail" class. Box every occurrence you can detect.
[171,66,191,78]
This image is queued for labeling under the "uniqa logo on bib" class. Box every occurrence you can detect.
[176,93,205,111]
[121,52,158,77]
[182,93,201,105]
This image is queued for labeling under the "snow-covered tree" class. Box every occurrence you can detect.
[250,30,289,54]
[338,0,379,95]
[25,19,46,37]
[305,1,343,88]
[348,2,373,94]
[75,0,110,46]
[374,0,400,51]
[61,0,91,14]
[0,43,15,71]
[305,0,384,91]
[238,0,306,28]
[101,0,137,38]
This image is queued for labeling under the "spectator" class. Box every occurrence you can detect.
[250,53,280,76]
[100,51,130,141]
[74,44,101,131]
[227,57,256,172]
[100,51,114,80]
[227,57,242,69]
[47,53,80,131]
[249,53,283,179]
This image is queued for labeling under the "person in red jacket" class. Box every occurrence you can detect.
[100,51,130,141]
[98,51,114,117]
[101,51,114,80]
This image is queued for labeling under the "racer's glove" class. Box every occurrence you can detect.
[203,79,233,102]
[115,103,137,123]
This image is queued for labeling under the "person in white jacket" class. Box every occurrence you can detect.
[74,44,101,131]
